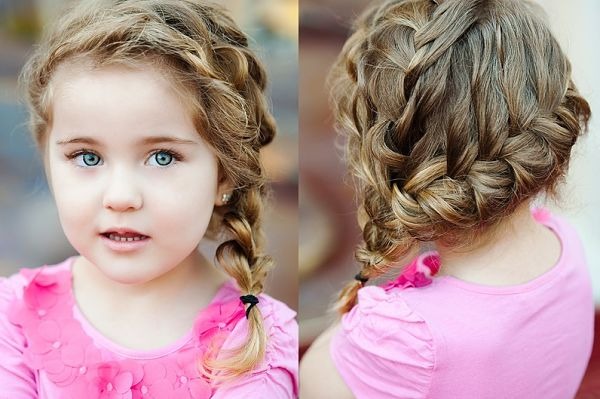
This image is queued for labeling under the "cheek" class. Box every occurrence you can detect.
[54,188,97,248]
[48,162,96,227]
[151,168,219,241]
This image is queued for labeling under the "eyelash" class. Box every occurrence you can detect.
[65,148,184,168]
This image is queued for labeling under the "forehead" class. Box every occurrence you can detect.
[49,60,199,145]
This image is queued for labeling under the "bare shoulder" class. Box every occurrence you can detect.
[299,322,355,399]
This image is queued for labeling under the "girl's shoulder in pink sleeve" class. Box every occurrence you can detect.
[0,266,43,306]
[0,261,71,399]
[247,292,298,376]
[0,258,73,304]
[217,280,298,361]
[330,284,436,398]
[217,280,297,333]
[338,251,440,342]
[337,284,435,341]
[258,293,297,330]
[212,286,299,398]
[0,271,28,302]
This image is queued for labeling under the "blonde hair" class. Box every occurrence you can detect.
[20,0,275,379]
[330,0,591,313]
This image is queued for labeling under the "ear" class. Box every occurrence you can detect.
[215,171,234,207]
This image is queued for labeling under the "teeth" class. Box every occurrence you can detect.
[108,233,145,242]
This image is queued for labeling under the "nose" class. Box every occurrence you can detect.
[102,168,143,212]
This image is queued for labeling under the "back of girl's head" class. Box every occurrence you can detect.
[330,0,591,313]
[20,0,275,379]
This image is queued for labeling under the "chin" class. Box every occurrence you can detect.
[85,253,168,285]
[101,269,155,285]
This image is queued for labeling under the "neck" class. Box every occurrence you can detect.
[72,249,228,314]
[434,200,543,278]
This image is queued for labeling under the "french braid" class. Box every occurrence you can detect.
[330,0,590,313]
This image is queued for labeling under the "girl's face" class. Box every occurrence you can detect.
[46,62,228,284]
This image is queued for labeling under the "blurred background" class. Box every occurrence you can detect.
[0,0,298,310]
[298,0,600,393]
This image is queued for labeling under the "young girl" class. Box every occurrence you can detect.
[300,0,593,398]
[0,0,297,397]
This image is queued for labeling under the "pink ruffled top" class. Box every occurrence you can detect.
[330,208,594,398]
[0,257,298,398]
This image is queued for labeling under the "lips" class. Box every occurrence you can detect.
[105,233,147,242]
[100,230,150,252]
[100,228,150,241]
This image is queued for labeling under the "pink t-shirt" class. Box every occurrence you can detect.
[331,208,594,398]
[0,257,298,398]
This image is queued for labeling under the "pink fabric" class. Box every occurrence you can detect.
[331,208,595,398]
[0,258,298,398]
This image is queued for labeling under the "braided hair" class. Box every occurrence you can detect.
[330,0,590,313]
[21,0,275,378]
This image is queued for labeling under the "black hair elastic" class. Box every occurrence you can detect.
[354,272,369,285]
[240,294,259,318]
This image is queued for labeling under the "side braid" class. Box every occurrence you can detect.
[331,0,590,314]
[208,187,272,379]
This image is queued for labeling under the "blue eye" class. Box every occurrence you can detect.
[67,151,102,167]
[82,153,101,166]
[148,150,182,167]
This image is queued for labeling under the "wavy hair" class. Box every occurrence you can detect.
[20,0,275,379]
[330,0,591,313]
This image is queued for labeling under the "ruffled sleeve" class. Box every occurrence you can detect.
[0,274,37,398]
[330,286,435,399]
[211,295,298,399]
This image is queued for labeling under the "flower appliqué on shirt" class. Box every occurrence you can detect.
[8,268,245,398]
[382,251,441,291]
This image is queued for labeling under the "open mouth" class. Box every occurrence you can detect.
[101,233,150,242]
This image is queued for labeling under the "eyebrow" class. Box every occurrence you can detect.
[55,136,200,146]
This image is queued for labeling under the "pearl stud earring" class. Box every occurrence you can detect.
[221,193,232,204]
